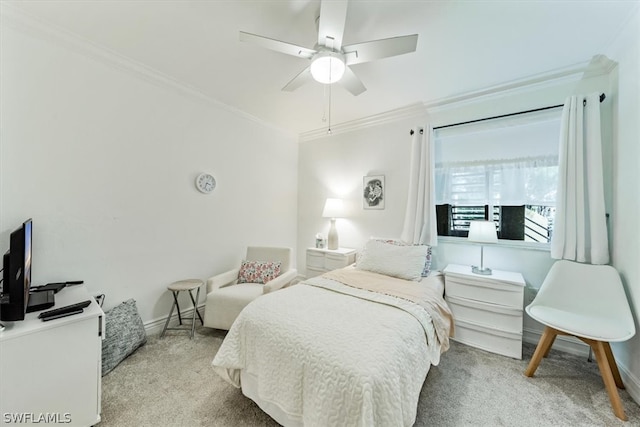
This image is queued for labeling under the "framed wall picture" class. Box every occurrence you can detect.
[363,175,385,209]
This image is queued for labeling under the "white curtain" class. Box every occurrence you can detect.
[401,126,437,246]
[551,93,609,264]
[434,108,562,209]
[436,155,558,207]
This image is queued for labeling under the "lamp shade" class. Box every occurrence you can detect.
[322,198,344,218]
[468,221,498,243]
[310,52,346,84]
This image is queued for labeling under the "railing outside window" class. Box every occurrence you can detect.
[438,204,553,242]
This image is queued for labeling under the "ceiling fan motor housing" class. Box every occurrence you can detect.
[239,0,418,94]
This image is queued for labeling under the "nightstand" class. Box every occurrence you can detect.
[443,263,525,359]
[306,247,356,278]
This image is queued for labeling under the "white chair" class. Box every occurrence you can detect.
[524,260,636,421]
[203,246,297,330]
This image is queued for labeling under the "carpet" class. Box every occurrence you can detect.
[99,327,640,426]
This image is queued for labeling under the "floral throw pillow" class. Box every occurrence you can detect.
[422,246,432,277]
[237,260,282,284]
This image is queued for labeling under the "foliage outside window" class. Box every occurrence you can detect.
[434,109,562,243]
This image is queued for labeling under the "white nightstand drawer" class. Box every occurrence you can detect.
[325,255,349,270]
[444,264,525,358]
[306,252,325,269]
[446,276,523,308]
[306,248,356,279]
[446,295,523,334]
[453,318,522,359]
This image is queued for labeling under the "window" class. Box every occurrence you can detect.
[434,109,561,243]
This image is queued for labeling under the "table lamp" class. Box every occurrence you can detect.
[468,220,498,275]
[322,198,344,250]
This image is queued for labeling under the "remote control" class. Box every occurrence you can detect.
[40,308,84,322]
[31,283,67,294]
[38,300,92,319]
[45,280,84,286]
[65,280,84,286]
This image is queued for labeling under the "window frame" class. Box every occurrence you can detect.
[433,108,562,249]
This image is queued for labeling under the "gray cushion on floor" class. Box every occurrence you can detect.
[102,299,147,376]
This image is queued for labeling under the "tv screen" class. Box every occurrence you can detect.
[23,219,32,307]
[0,219,33,321]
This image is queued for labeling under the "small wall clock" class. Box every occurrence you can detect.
[195,173,216,194]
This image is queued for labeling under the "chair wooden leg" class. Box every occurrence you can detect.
[525,326,557,377]
[543,333,557,358]
[590,340,627,421]
[602,342,625,389]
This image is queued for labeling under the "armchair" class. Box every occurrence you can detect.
[203,246,297,330]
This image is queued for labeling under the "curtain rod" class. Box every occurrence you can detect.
[410,93,606,134]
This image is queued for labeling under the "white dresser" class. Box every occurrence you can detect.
[306,247,357,278]
[0,285,104,426]
[443,263,525,359]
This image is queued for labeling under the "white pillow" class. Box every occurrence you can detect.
[356,239,429,281]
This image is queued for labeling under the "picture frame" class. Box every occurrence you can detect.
[363,175,385,209]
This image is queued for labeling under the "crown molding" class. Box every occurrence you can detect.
[425,55,616,117]
[2,4,616,144]
[299,54,615,142]
[299,102,427,142]
[424,62,591,115]
[582,54,618,78]
[0,4,295,139]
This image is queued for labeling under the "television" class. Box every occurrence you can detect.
[1,219,39,321]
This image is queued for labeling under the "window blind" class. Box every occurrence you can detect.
[435,108,562,207]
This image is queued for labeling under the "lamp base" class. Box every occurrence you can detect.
[471,265,492,275]
[327,218,339,250]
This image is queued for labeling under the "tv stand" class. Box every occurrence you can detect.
[25,289,55,312]
[0,285,104,425]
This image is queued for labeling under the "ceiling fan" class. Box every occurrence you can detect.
[239,0,418,96]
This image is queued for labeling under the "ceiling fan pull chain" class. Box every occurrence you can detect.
[327,83,332,135]
[322,84,327,123]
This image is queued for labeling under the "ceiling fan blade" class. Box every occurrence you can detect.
[282,66,314,92]
[343,34,418,65]
[240,31,316,59]
[339,66,366,96]
[317,0,348,50]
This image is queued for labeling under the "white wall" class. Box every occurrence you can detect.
[297,117,416,268]
[297,63,640,391]
[299,73,611,278]
[606,5,640,401]
[0,16,298,323]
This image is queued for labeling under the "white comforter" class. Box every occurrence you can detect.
[212,270,451,427]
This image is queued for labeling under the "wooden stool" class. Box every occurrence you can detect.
[160,279,204,339]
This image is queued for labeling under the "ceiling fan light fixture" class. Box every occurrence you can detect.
[310,51,346,84]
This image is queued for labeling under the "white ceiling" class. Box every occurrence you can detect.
[6,0,638,135]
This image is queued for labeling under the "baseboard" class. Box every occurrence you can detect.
[618,362,640,406]
[143,303,206,337]
[523,327,591,358]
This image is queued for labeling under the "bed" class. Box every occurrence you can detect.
[212,241,453,427]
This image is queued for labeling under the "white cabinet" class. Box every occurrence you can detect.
[0,285,104,426]
[306,247,356,278]
[443,264,525,359]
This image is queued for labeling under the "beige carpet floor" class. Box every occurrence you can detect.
[99,327,640,426]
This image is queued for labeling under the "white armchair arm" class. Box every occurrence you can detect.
[263,269,298,293]
[206,268,240,294]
